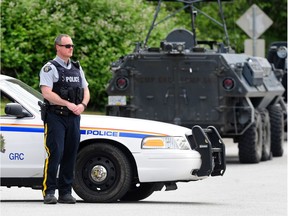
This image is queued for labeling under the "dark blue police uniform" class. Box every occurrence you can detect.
[41,60,84,197]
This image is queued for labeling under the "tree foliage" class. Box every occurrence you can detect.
[1,0,176,110]
[168,0,287,52]
[1,0,286,111]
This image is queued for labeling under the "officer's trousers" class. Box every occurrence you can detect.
[42,111,80,197]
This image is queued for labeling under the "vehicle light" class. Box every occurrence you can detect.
[222,78,234,90]
[142,138,165,148]
[176,43,184,52]
[277,46,287,59]
[116,77,128,90]
[142,136,190,150]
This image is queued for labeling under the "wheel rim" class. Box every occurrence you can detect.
[83,156,117,191]
[91,165,108,182]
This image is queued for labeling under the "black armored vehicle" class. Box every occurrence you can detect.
[106,0,286,163]
[267,41,287,103]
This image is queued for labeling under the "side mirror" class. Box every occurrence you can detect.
[5,103,30,118]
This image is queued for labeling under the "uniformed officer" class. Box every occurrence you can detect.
[39,34,90,204]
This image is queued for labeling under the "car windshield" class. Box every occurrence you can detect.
[1,78,43,114]
[10,79,42,99]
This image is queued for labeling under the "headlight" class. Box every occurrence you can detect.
[277,46,287,59]
[115,77,129,90]
[141,136,191,150]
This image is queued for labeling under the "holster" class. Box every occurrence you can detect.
[38,101,47,122]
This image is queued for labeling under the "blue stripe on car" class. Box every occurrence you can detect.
[0,126,152,139]
[0,126,44,133]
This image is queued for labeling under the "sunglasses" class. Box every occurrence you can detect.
[58,44,74,49]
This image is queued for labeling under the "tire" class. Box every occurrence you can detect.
[120,183,163,201]
[73,143,132,202]
[268,105,284,157]
[260,109,271,161]
[238,110,263,163]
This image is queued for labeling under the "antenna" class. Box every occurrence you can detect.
[217,0,230,46]
[144,0,162,47]
[144,0,231,47]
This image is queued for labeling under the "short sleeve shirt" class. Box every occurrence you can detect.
[39,56,88,89]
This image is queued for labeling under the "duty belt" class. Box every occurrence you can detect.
[48,105,73,116]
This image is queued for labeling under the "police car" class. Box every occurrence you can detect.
[0,74,226,202]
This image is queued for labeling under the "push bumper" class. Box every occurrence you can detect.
[190,125,226,177]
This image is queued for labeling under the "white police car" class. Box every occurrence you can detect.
[0,74,225,202]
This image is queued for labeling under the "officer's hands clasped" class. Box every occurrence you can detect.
[66,102,85,116]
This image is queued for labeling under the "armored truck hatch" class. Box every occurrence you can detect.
[106,0,286,164]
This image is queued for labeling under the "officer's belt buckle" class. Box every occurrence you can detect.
[49,105,71,116]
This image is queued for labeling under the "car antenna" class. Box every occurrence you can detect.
[143,0,231,48]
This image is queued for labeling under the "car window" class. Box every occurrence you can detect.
[0,91,15,116]
[3,78,43,101]
[0,78,43,115]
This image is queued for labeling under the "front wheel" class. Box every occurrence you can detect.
[73,143,132,202]
[238,110,263,163]
[268,105,284,157]
[260,109,271,161]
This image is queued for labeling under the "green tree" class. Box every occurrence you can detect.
[170,0,287,52]
[0,0,177,111]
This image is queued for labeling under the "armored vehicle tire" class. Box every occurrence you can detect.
[260,109,272,161]
[73,143,132,203]
[238,110,263,163]
[120,183,163,201]
[268,105,284,157]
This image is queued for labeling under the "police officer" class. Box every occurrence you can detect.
[39,34,90,204]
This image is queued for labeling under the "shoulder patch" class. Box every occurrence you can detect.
[43,65,52,72]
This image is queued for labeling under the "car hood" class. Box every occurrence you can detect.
[80,114,191,136]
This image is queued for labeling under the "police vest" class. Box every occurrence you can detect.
[49,60,84,105]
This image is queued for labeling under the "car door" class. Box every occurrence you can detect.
[0,90,45,178]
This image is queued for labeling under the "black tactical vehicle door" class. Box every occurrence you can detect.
[132,53,220,127]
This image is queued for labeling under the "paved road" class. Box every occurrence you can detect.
[1,139,287,216]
